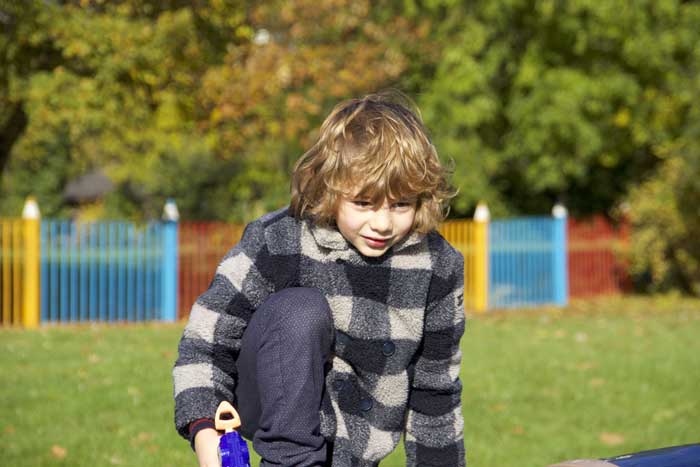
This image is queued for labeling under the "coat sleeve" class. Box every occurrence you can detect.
[405,248,466,466]
[172,220,272,439]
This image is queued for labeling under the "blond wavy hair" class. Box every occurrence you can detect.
[290,91,456,234]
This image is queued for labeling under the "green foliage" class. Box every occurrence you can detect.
[197,0,423,220]
[627,147,700,295]
[0,0,248,221]
[417,0,700,217]
[0,0,420,221]
[623,12,700,295]
[2,0,700,286]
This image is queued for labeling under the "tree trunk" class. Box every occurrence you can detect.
[0,102,27,178]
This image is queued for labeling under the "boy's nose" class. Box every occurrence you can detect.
[369,208,392,234]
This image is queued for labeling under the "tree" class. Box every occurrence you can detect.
[0,0,57,178]
[3,0,700,233]
[414,0,700,217]
[626,52,700,295]
[197,0,429,220]
[0,0,427,221]
[0,0,249,219]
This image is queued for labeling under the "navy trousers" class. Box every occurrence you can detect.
[235,288,334,466]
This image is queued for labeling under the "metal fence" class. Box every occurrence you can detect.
[0,219,26,326]
[178,220,489,316]
[568,216,631,298]
[1,199,634,327]
[178,222,244,320]
[439,220,482,311]
[40,221,171,323]
[489,217,567,308]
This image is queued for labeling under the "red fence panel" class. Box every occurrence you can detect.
[568,216,631,298]
[178,222,244,320]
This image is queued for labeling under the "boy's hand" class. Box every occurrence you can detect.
[194,428,221,467]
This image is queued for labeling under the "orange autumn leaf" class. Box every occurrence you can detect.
[51,445,67,459]
[589,377,606,387]
[599,432,625,446]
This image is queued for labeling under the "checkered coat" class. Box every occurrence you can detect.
[173,208,466,466]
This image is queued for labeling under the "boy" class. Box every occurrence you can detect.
[173,92,466,466]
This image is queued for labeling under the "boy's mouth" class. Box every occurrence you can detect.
[361,235,391,248]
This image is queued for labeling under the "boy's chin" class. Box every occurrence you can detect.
[353,243,392,257]
[359,249,389,258]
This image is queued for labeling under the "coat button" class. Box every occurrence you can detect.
[336,333,351,346]
[359,398,373,412]
[382,341,395,356]
[333,379,346,392]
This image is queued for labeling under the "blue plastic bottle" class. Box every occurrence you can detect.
[215,401,251,467]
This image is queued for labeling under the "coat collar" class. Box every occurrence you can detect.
[308,221,425,254]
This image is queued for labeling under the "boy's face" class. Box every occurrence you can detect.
[335,194,416,257]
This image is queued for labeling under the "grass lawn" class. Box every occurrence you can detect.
[1,295,699,466]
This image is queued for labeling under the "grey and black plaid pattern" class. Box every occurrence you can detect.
[173,208,466,466]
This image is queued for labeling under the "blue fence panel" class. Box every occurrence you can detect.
[489,217,558,308]
[552,214,568,306]
[40,220,170,323]
[160,219,177,321]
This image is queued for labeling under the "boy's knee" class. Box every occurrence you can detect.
[260,287,333,341]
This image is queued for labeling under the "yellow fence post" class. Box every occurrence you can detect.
[22,197,41,328]
[473,202,490,312]
[1,220,11,324]
[438,220,473,314]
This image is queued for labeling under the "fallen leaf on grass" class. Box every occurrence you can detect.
[599,432,625,446]
[51,445,67,459]
[490,403,508,412]
[131,431,154,446]
[512,425,525,435]
[4,425,16,434]
[589,378,606,387]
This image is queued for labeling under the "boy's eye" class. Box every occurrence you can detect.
[391,201,414,210]
[349,199,414,211]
